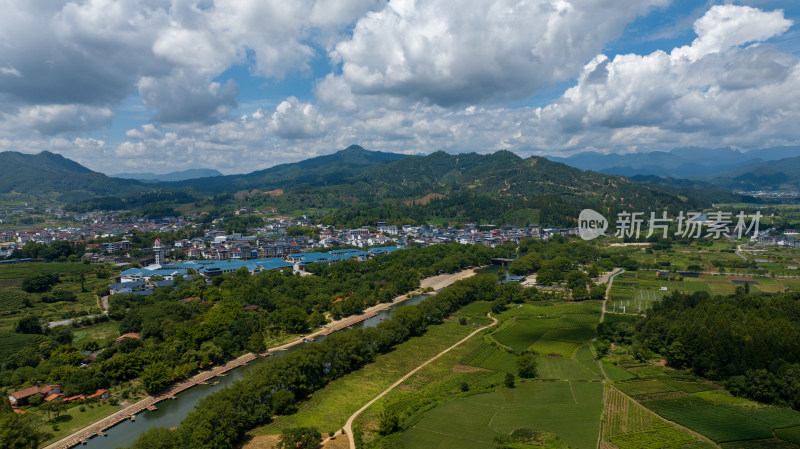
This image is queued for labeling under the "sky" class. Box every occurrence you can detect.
[0,0,799,175]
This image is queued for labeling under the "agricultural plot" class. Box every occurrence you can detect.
[536,356,601,381]
[493,317,556,352]
[643,396,800,443]
[720,440,800,449]
[616,379,678,397]
[0,289,31,312]
[460,342,519,373]
[0,331,47,358]
[603,387,713,449]
[401,381,604,449]
[603,363,637,382]
[776,426,800,445]
[493,303,600,357]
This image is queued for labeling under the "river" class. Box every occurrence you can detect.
[83,293,431,449]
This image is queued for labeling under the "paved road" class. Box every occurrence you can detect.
[343,313,499,449]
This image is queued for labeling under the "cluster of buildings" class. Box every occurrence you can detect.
[112,246,402,291]
[7,384,108,408]
[754,228,800,248]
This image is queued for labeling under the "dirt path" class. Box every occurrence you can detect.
[44,267,483,449]
[600,268,623,324]
[343,313,499,449]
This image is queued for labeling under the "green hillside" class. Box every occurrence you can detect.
[0,151,144,201]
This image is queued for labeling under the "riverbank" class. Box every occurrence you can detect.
[41,266,483,449]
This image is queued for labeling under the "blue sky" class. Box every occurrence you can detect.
[0,0,798,174]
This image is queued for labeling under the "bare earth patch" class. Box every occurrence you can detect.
[451,364,490,373]
[240,434,281,449]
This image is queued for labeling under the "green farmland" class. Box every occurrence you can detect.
[400,381,604,449]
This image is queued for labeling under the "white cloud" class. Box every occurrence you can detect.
[325,0,668,106]
[1,104,113,137]
[126,124,163,140]
[538,4,798,148]
[268,97,329,139]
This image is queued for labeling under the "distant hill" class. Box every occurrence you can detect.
[170,145,408,193]
[547,146,799,179]
[708,155,800,191]
[336,150,735,208]
[0,151,144,201]
[111,168,223,182]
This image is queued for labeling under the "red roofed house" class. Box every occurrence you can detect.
[8,385,61,406]
[115,332,141,343]
[86,389,108,400]
[44,393,63,402]
[63,394,85,403]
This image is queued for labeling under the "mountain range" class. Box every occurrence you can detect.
[547,147,800,191]
[110,169,223,183]
[0,146,745,224]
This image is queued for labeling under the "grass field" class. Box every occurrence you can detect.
[72,322,120,347]
[37,402,122,446]
[250,321,477,435]
[401,381,604,449]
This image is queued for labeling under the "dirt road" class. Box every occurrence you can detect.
[342,313,499,449]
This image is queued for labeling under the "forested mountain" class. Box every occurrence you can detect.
[168,145,407,193]
[302,150,740,226]
[5,147,743,225]
[0,151,144,201]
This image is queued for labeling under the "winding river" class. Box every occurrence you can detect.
[82,294,431,449]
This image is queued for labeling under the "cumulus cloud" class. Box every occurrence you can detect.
[267,97,329,139]
[138,71,240,125]
[1,104,113,137]
[0,0,382,135]
[325,0,668,106]
[539,4,798,147]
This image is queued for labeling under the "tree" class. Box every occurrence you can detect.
[278,427,322,449]
[141,361,173,393]
[21,274,58,293]
[504,372,516,388]
[130,427,181,449]
[15,315,43,334]
[49,326,73,345]
[0,401,39,449]
[271,389,296,415]
[517,353,538,378]
[378,411,400,435]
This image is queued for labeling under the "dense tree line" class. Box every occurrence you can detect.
[9,240,84,261]
[126,273,500,449]
[637,290,800,408]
